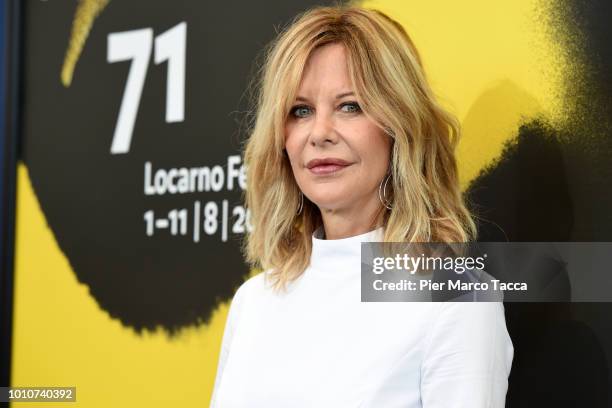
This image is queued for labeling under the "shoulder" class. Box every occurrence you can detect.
[231,268,275,305]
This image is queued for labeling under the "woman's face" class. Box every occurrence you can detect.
[284,42,392,213]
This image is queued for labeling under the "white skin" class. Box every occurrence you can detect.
[284,42,393,240]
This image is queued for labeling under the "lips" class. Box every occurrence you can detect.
[306,157,352,175]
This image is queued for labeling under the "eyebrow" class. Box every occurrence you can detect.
[295,91,355,103]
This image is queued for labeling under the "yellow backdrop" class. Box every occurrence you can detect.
[10,0,570,406]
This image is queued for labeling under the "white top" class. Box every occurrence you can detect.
[210,226,514,407]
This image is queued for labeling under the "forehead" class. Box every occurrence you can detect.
[298,42,351,91]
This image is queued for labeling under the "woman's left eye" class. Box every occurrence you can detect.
[340,102,361,113]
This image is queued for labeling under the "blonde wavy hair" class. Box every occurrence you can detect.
[241,3,476,292]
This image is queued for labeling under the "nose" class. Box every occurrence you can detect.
[309,110,338,147]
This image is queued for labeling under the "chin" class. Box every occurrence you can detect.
[308,196,348,212]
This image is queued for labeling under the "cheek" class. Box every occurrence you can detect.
[284,127,298,159]
[284,141,300,168]
[349,122,391,166]
[284,129,307,176]
[284,121,304,152]
[370,126,392,160]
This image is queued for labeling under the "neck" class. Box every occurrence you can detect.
[319,199,387,240]
[309,224,385,278]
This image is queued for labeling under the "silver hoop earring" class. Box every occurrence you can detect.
[296,191,304,215]
[378,173,393,210]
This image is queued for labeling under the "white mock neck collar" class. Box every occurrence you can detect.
[309,225,385,277]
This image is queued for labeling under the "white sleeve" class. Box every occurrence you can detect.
[209,282,248,408]
[420,302,514,407]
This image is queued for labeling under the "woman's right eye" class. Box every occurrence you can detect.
[291,105,312,118]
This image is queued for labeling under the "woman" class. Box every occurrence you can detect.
[211,4,513,407]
